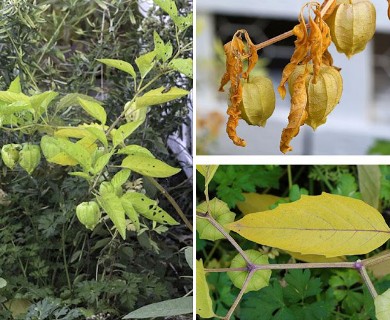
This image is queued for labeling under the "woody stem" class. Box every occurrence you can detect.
[254,0,336,51]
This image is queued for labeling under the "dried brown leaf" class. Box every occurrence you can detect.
[280,67,309,153]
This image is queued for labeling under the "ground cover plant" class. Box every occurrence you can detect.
[196,165,390,319]
[218,0,386,153]
[0,0,193,319]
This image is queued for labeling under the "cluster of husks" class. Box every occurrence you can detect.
[219,0,377,153]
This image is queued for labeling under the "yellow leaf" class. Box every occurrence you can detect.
[285,250,346,263]
[196,259,215,318]
[236,193,281,215]
[226,192,390,257]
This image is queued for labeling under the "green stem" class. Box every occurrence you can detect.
[287,165,293,190]
[61,224,72,291]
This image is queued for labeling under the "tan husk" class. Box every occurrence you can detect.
[288,64,343,130]
[239,76,276,127]
[326,0,376,58]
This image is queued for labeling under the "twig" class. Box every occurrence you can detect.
[254,0,336,51]
[147,177,193,232]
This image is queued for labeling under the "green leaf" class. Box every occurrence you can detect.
[97,58,136,79]
[332,173,361,199]
[172,14,193,30]
[92,152,112,174]
[0,100,33,116]
[96,192,126,239]
[121,155,180,178]
[375,288,390,320]
[0,277,7,289]
[135,86,189,109]
[68,172,92,181]
[117,145,155,158]
[84,126,108,148]
[123,296,192,319]
[153,0,178,18]
[358,165,381,209]
[227,250,271,293]
[112,121,143,147]
[8,77,21,93]
[184,247,193,270]
[111,169,131,189]
[56,93,101,111]
[122,192,179,225]
[135,51,156,78]
[77,98,107,125]
[153,31,170,62]
[29,91,58,116]
[120,197,140,231]
[169,58,193,78]
[0,91,29,104]
[196,198,235,241]
[197,165,218,189]
[284,270,322,302]
[196,259,215,318]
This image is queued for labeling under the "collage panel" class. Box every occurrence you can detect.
[196,0,390,155]
[0,0,193,319]
[196,165,390,319]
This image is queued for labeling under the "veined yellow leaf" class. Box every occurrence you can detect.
[236,193,281,215]
[121,155,180,178]
[135,87,189,109]
[285,251,346,263]
[226,193,390,257]
[196,259,215,318]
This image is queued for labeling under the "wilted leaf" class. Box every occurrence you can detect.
[227,192,390,257]
[196,259,215,318]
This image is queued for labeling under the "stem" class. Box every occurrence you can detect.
[287,165,293,190]
[363,252,390,267]
[224,270,256,320]
[146,176,193,232]
[358,264,378,299]
[253,0,336,51]
[197,211,252,265]
[61,224,72,291]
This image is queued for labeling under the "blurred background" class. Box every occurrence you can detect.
[196,0,390,155]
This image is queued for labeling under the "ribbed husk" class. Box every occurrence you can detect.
[288,64,343,130]
[239,76,276,127]
[327,0,376,58]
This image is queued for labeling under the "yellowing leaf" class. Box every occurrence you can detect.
[121,155,180,178]
[96,192,127,239]
[196,165,219,189]
[285,251,346,263]
[8,76,21,93]
[197,198,235,241]
[135,87,189,109]
[169,58,193,78]
[358,165,381,210]
[112,121,143,147]
[97,58,136,79]
[236,193,281,215]
[77,98,107,125]
[135,51,157,78]
[117,145,155,158]
[227,250,271,293]
[226,192,390,257]
[196,259,215,318]
[375,288,390,320]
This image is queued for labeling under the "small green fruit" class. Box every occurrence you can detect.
[1,144,21,169]
[19,144,41,174]
[76,201,101,230]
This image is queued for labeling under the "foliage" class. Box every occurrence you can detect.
[0,0,193,318]
[196,165,390,319]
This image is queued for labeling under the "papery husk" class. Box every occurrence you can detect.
[288,64,343,130]
[239,76,276,127]
[327,0,376,58]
